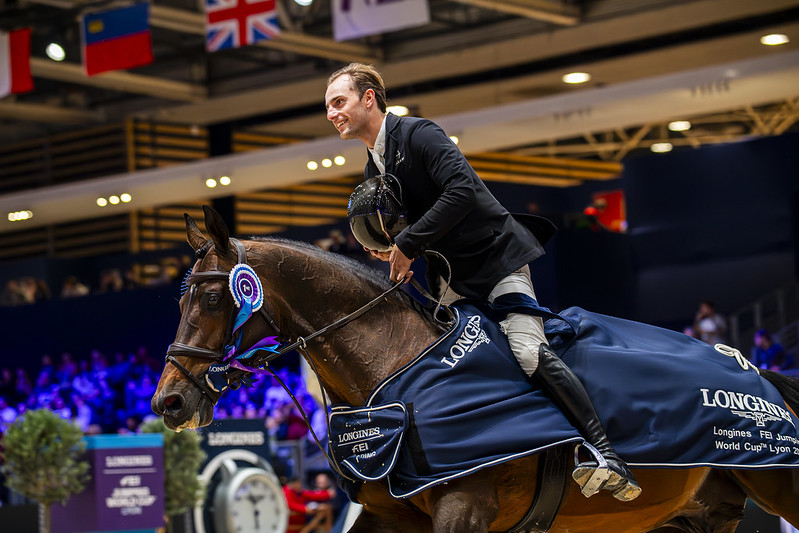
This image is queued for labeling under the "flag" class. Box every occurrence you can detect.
[81,3,153,76]
[0,28,33,98]
[205,0,280,52]
[332,0,429,41]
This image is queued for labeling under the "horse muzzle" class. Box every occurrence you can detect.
[151,389,214,430]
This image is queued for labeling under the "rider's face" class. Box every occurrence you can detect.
[325,75,371,142]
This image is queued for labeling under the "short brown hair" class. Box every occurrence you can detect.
[327,63,387,113]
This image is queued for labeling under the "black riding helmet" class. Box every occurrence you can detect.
[347,174,408,252]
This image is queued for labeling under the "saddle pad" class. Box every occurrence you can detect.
[329,300,799,500]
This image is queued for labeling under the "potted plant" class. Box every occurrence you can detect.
[0,408,90,533]
[141,418,206,533]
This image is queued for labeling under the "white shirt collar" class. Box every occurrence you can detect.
[369,114,388,174]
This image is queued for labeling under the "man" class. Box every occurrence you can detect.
[283,476,335,533]
[694,300,727,346]
[325,63,640,501]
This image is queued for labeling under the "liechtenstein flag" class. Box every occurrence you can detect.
[81,2,154,76]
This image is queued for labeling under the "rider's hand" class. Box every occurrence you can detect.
[389,246,413,284]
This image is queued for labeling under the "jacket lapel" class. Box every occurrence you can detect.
[384,113,400,175]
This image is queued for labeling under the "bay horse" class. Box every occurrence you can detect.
[152,206,799,532]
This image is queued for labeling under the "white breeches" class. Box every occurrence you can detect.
[439,265,547,376]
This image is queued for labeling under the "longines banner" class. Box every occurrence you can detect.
[51,434,164,533]
[332,0,430,41]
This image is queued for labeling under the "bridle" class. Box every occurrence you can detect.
[164,238,280,402]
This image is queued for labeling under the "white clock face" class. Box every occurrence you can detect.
[230,475,284,532]
[216,468,289,533]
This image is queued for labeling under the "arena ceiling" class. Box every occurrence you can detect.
[0,0,798,232]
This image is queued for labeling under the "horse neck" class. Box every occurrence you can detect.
[251,243,442,406]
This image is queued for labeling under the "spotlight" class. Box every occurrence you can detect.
[650,142,673,153]
[307,161,318,170]
[562,72,591,84]
[219,175,231,186]
[7,210,33,221]
[109,195,120,205]
[97,198,108,207]
[387,105,409,117]
[206,178,218,188]
[668,121,691,132]
[321,158,333,168]
[760,33,789,46]
[45,42,65,61]
[449,135,459,145]
[120,193,132,203]
[334,155,346,166]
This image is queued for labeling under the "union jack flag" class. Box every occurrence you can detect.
[205,0,280,52]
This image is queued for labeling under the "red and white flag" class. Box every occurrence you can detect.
[0,28,34,98]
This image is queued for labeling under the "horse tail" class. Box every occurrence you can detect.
[760,369,799,414]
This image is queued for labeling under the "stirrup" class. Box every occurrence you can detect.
[571,442,610,498]
[571,443,642,501]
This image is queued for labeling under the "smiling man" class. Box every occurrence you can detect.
[325,62,641,501]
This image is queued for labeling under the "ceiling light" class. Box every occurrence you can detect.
[109,195,120,205]
[97,198,108,207]
[294,0,313,5]
[650,142,673,153]
[760,33,789,46]
[45,42,65,62]
[321,158,333,168]
[307,161,318,170]
[219,175,231,185]
[387,105,409,116]
[120,193,132,203]
[205,178,217,188]
[334,155,346,166]
[562,72,591,84]
[668,120,691,132]
[449,135,459,145]
[8,210,33,222]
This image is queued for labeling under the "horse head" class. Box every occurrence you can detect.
[151,205,256,430]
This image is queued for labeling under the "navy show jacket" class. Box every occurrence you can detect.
[363,113,556,298]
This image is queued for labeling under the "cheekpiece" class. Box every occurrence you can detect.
[228,263,263,312]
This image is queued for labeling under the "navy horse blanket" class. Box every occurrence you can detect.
[330,298,799,500]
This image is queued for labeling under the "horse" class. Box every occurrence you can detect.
[152,206,799,533]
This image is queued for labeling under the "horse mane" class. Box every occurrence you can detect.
[249,236,446,331]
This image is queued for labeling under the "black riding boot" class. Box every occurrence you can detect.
[533,344,641,501]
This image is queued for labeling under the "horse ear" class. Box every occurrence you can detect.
[202,205,230,255]
[185,213,206,251]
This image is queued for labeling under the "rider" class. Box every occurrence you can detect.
[326,62,641,501]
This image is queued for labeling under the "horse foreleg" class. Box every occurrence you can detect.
[348,508,431,533]
[424,473,500,533]
[349,482,433,533]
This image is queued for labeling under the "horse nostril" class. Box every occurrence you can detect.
[164,394,183,411]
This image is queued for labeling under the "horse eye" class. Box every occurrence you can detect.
[207,294,221,307]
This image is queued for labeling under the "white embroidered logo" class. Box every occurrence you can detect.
[441,315,490,368]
